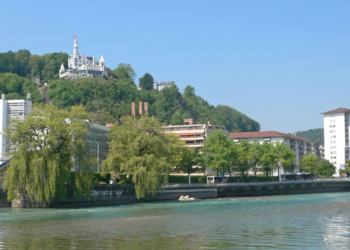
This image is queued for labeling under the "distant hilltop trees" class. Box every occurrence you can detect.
[0,49,260,132]
[294,128,324,143]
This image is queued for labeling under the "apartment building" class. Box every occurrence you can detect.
[164,119,229,148]
[321,108,350,177]
[230,131,322,171]
[0,93,32,161]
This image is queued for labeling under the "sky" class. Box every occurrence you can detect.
[1,0,349,133]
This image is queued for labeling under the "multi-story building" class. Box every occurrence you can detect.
[164,119,229,148]
[83,122,110,172]
[0,93,110,170]
[0,93,32,161]
[59,39,107,80]
[230,131,322,173]
[321,108,350,177]
[153,81,174,91]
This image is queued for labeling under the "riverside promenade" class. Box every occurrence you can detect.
[3,178,350,208]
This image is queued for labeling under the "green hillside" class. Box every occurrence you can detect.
[295,128,324,143]
[0,49,260,132]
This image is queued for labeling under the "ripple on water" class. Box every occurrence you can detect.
[0,193,350,249]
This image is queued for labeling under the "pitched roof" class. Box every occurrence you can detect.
[321,108,350,115]
[229,131,312,143]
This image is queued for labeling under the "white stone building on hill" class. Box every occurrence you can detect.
[59,39,107,80]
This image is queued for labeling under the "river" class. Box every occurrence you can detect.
[1,192,350,249]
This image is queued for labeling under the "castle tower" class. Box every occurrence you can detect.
[73,39,79,57]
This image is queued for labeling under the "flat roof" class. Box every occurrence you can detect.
[230,131,312,143]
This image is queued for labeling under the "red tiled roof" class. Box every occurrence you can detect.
[321,108,350,115]
[229,131,312,143]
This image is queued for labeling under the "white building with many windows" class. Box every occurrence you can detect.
[164,119,229,149]
[230,131,323,174]
[321,108,350,177]
[59,39,107,80]
[0,93,32,161]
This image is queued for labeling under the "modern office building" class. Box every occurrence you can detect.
[82,122,110,172]
[0,93,32,161]
[230,131,322,171]
[164,119,229,149]
[321,108,350,177]
[59,39,107,80]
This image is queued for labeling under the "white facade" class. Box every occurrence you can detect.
[153,81,174,91]
[322,108,350,177]
[230,131,322,175]
[164,119,229,149]
[59,39,107,80]
[0,94,32,161]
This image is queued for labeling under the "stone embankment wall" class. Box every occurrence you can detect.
[217,181,350,197]
[7,180,350,208]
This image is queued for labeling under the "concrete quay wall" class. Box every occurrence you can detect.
[7,180,350,208]
[217,180,350,197]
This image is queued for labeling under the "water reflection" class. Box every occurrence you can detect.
[0,193,350,249]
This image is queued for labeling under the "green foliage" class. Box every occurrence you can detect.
[201,130,234,177]
[317,159,336,176]
[295,128,324,143]
[48,76,260,132]
[110,63,136,80]
[168,175,207,183]
[174,146,199,183]
[0,73,44,102]
[3,105,95,202]
[139,73,154,90]
[0,50,69,82]
[300,153,319,174]
[102,116,181,199]
[93,172,111,184]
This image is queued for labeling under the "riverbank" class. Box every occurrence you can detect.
[6,178,350,208]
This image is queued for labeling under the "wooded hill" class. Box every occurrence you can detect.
[295,128,324,143]
[0,49,260,132]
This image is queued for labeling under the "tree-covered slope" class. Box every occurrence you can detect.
[48,76,260,132]
[0,49,68,82]
[295,128,324,143]
[0,73,44,102]
[0,50,260,132]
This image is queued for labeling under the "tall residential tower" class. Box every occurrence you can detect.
[321,108,350,177]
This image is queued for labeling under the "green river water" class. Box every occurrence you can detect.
[1,192,350,249]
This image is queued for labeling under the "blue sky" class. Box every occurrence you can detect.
[1,0,349,133]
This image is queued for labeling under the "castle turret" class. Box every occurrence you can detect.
[73,39,79,57]
[99,55,105,68]
[60,63,65,72]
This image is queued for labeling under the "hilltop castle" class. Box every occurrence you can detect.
[59,39,107,80]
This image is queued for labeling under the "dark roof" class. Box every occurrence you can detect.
[229,131,312,143]
[321,108,350,115]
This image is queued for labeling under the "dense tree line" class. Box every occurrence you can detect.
[0,73,44,102]
[202,131,335,181]
[0,49,69,83]
[49,72,260,132]
[295,128,324,143]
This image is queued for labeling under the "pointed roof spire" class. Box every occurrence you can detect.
[60,63,65,71]
[100,55,105,63]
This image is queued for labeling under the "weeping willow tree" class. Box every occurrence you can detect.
[3,105,95,202]
[102,116,181,199]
